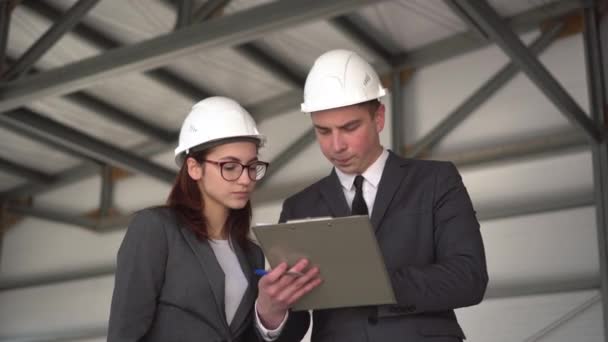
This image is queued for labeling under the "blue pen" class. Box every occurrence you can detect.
[255,269,304,277]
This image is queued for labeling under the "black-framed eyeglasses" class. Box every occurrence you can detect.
[202,160,269,181]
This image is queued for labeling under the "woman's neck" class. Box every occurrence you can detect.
[204,202,229,240]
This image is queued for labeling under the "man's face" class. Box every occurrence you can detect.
[311,103,385,175]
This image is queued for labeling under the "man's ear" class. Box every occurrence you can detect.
[374,104,385,133]
[186,157,203,180]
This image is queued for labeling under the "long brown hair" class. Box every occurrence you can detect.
[166,147,252,249]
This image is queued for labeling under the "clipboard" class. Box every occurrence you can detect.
[252,216,396,311]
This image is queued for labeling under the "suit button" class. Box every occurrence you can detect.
[368,315,378,325]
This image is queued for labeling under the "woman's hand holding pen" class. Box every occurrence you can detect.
[256,258,322,329]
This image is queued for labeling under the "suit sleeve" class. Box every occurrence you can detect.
[107,209,168,341]
[390,162,488,313]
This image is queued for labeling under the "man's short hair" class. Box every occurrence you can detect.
[356,99,381,117]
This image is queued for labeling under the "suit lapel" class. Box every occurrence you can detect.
[228,239,257,334]
[370,151,409,231]
[179,225,229,332]
[319,170,350,218]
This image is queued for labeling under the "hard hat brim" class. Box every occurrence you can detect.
[301,88,387,113]
[174,135,265,166]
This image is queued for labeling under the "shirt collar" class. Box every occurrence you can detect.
[335,149,389,191]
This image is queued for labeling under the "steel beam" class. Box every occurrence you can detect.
[257,129,316,188]
[1,0,587,204]
[443,0,488,41]
[0,282,599,342]
[584,1,608,337]
[4,204,131,232]
[0,323,107,342]
[0,90,300,200]
[485,277,599,300]
[6,204,99,230]
[0,157,112,201]
[246,90,301,122]
[175,0,194,29]
[63,93,175,143]
[0,109,176,184]
[21,0,213,102]
[329,14,394,70]
[234,43,305,88]
[393,0,588,72]
[0,0,586,202]
[430,129,590,169]
[0,263,116,291]
[407,23,564,158]
[523,293,602,342]
[4,55,175,143]
[0,157,54,184]
[3,0,100,80]
[192,0,231,22]
[253,129,593,209]
[0,0,383,112]
[476,190,595,222]
[0,115,99,163]
[452,0,604,143]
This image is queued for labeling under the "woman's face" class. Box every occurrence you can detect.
[187,141,259,211]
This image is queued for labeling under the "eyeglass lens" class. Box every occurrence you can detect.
[221,162,267,181]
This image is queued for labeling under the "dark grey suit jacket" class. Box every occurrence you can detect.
[107,207,264,342]
[279,152,488,342]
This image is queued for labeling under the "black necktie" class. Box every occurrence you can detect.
[352,175,368,216]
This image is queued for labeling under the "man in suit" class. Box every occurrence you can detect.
[256,49,488,342]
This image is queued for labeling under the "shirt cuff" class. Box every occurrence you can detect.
[254,300,289,341]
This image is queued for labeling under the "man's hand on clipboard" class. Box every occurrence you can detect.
[256,258,322,329]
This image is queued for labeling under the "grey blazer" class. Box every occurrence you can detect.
[107,207,264,342]
[279,152,488,342]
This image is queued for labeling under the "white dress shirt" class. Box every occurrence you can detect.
[334,149,389,216]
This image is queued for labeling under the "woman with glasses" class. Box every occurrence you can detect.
[107,97,272,341]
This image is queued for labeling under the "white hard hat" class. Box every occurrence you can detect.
[301,49,387,113]
[174,96,265,166]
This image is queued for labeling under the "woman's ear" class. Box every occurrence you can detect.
[186,157,203,180]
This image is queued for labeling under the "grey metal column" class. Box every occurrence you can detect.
[99,165,113,217]
[174,0,194,29]
[0,0,10,77]
[583,1,608,338]
[3,0,100,80]
[391,71,404,155]
[452,0,604,143]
